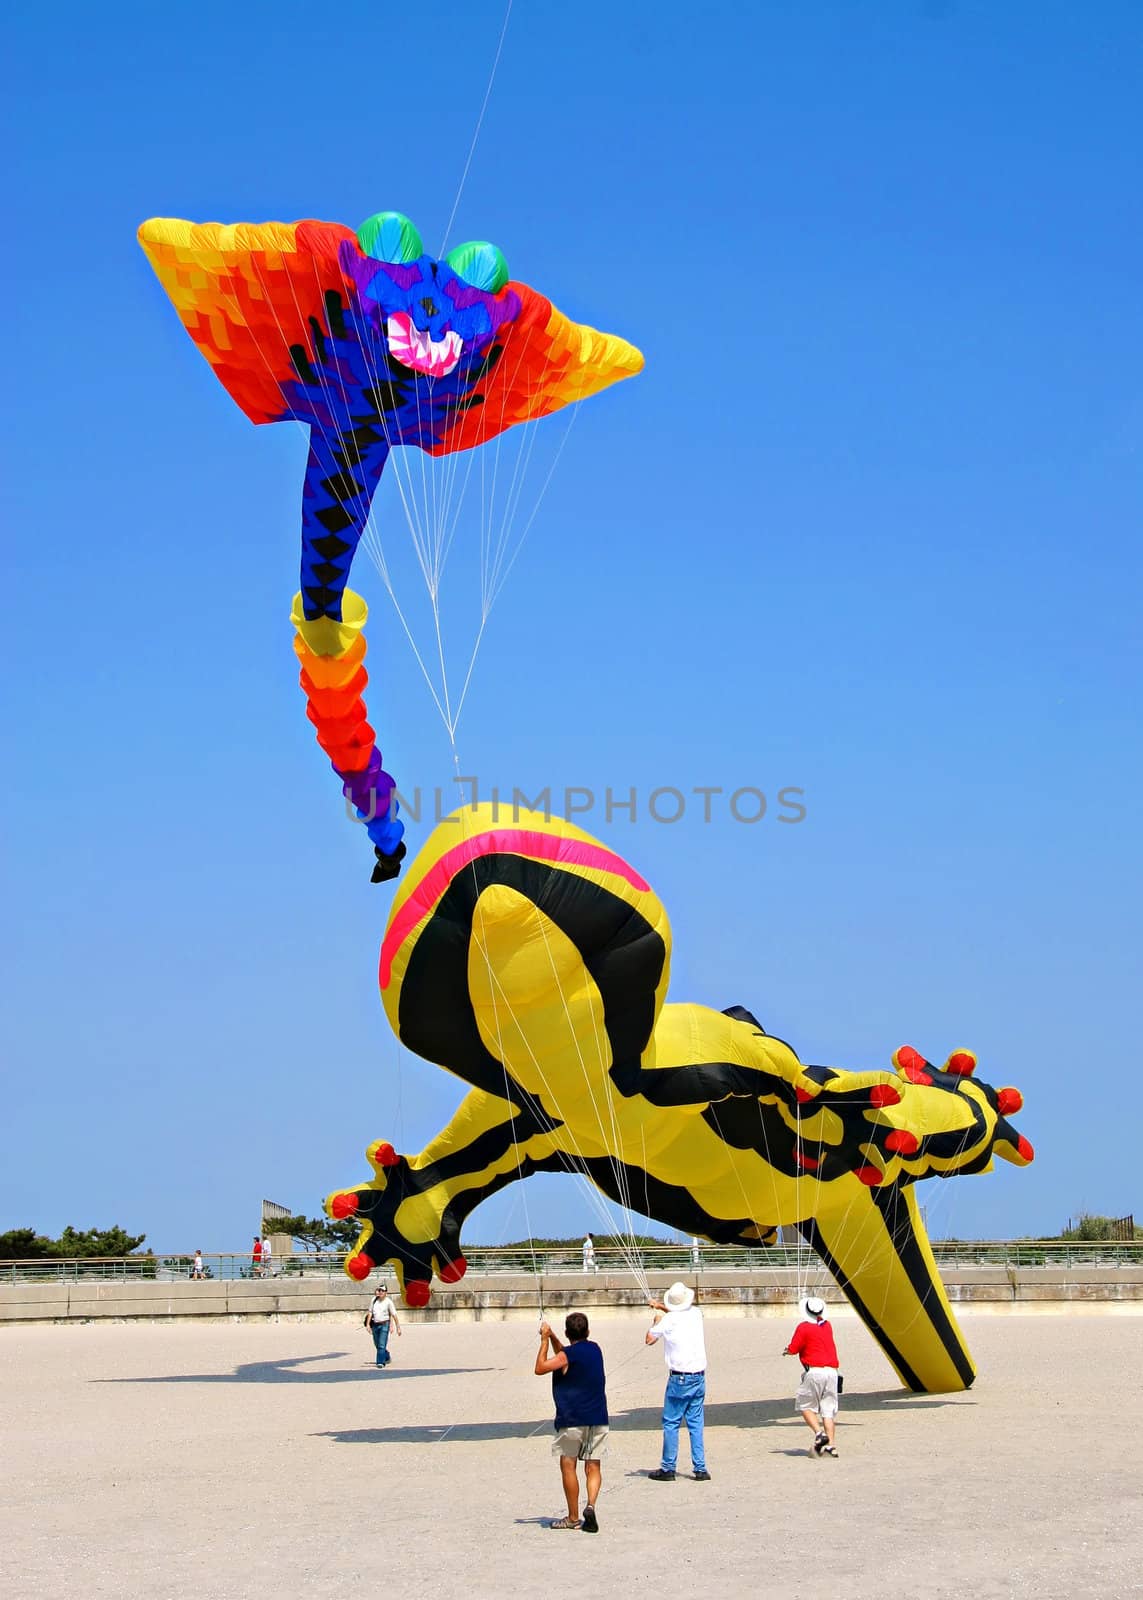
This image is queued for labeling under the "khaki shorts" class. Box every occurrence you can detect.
[552,1425,610,1460]
[795,1368,839,1418]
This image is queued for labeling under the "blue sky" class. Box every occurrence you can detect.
[2,0,1140,1253]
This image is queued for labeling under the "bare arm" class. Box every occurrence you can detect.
[645,1303,665,1347]
[535,1320,568,1376]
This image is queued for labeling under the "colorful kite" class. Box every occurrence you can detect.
[139,213,642,878]
[140,209,1032,1396]
[326,804,1034,1394]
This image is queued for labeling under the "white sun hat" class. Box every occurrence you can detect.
[805,1295,826,1317]
[663,1282,696,1312]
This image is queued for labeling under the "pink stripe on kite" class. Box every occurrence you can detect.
[379,828,650,990]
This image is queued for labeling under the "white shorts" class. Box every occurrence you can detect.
[795,1368,839,1418]
[552,1425,609,1460]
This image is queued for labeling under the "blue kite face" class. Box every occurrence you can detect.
[339,236,521,380]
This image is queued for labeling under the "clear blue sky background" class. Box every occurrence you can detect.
[3,0,1140,1252]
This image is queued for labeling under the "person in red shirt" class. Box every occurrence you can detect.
[784,1295,841,1458]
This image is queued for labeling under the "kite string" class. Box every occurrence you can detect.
[528,906,652,1297]
[355,316,579,745]
[448,768,656,1295]
[446,761,644,1319]
[438,0,515,257]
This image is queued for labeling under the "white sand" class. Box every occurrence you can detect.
[3,1312,1141,1599]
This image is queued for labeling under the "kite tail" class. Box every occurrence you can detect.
[799,1183,975,1394]
[291,591,405,881]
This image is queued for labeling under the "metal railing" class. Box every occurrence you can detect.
[0,1255,280,1284]
[1,1238,1140,1285]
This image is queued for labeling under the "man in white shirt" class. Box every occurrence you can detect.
[582,1234,596,1273]
[644,1281,710,1481]
[261,1237,273,1276]
[365,1283,402,1368]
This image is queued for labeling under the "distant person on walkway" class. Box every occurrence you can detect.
[645,1282,710,1481]
[364,1283,402,1367]
[192,1250,204,1280]
[582,1233,596,1273]
[784,1295,840,1458]
[251,1237,263,1277]
[534,1311,607,1532]
[261,1236,273,1276]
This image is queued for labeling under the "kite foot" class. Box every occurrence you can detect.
[792,1043,1033,1187]
[325,1140,468,1305]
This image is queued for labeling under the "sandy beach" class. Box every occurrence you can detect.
[3,1310,1141,1599]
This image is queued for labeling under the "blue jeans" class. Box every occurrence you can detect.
[371,1320,391,1366]
[661,1372,706,1472]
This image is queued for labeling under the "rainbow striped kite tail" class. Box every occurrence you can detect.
[290,589,405,879]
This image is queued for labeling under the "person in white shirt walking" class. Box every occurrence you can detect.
[582,1234,596,1273]
[364,1283,402,1368]
[644,1282,710,1481]
[261,1237,273,1277]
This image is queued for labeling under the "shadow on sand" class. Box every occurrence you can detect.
[96,1353,494,1386]
[314,1388,966,1446]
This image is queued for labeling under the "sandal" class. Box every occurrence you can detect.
[582,1505,599,1533]
[549,1516,581,1529]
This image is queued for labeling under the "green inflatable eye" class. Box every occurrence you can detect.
[444,240,509,294]
[357,212,424,264]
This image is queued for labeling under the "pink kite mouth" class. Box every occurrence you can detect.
[386,312,463,377]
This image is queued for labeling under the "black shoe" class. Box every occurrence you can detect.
[693,1470,712,1481]
[582,1505,599,1533]
[648,1469,676,1481]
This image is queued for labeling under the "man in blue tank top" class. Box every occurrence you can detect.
[535,1311,609,1532]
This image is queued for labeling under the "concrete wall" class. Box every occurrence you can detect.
[2,1267,1142,1326]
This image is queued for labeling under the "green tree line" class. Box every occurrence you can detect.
[0,1224,147,1260]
